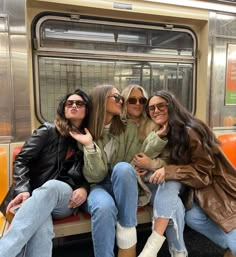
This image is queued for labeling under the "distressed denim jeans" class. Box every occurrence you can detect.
[83,162,138,257]
[148,181,187,256]
[186,201,236,255]
[0,180,74,257]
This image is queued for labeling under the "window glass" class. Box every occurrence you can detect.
[34,15,196,123]
[37,57,193,122]
[40,19,194,56]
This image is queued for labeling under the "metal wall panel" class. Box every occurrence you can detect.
[0,0,31,143]
[209,12,236,128]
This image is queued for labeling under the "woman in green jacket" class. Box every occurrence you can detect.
[71,84,167,257]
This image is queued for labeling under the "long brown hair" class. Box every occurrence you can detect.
[146,91,220,164]
[88,84,125,140]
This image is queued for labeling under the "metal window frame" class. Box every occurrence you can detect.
[32,14,197,122]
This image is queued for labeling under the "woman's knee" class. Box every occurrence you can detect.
[112,162,136,180]
[157,181,182,196]
[34,180,72,196]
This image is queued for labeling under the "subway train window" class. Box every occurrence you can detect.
[33,14,196,123]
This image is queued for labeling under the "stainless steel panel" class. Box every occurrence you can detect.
[209,12,236,128]
[0,14,12,140]
[0,0,30,143]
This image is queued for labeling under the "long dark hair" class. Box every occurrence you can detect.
[146,91,220,164]
[54,88,91,136]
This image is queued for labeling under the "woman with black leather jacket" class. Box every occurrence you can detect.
[0,88,92,257]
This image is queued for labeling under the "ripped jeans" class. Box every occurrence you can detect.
[148,181,187,256]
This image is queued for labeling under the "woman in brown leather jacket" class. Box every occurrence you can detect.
[137,90,236,257]
[0,89,92,257]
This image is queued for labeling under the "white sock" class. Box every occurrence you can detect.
[116,222,137,249]
[138,230,166,257]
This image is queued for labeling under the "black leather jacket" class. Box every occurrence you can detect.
[14,122,89,196]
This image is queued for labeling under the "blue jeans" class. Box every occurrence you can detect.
[148,181,187,256]
[0,180,74,257]
[185,202,236,255]
[83,162,138,257]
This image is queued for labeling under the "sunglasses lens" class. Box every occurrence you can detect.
[113,95,124,103]
[66,100,73,107]
[66,100,85,107]
[158,103,168,111]
[148,105,155,112]
[76,101,86,107]
[139,97,147,105]
[148,103,168,112]
[127,98,137,104]
[128,97,147,105]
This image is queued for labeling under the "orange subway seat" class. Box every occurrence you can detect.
[12,146,23,162]
[0,148,7,203]
[218,134,236,168]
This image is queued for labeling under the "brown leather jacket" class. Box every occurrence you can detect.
[165,128,236,233]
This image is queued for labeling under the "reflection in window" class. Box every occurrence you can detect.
[40,19,194,56]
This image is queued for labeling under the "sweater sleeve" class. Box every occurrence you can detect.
[82,142,109,183]
[141,131,168,159]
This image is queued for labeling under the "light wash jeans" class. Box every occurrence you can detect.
[83,162,138,257]
[185,201,236,255]
[148,181,187,256]
[0,180,74,257]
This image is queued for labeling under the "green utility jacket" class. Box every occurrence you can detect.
[83,120,167,184]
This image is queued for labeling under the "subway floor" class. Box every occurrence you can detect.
[52,225,225,257]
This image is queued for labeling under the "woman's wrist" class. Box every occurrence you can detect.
[85,142,96,152]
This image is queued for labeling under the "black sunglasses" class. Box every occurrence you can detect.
[65,100,86,108]
[148,102,168,112]
[127,97,147,105]
[109,94,124,103]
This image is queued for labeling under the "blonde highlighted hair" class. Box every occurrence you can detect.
[121,84,158,141]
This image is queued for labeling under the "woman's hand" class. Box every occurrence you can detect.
[6,192,30,213]
[133,153,152,170]
[156,123,169,138]
[68,188,88,208]
[69,128,93,147]
[136,168,148,177]
[149,167,166,184]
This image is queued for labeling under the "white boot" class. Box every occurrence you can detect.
[138,231,166,257]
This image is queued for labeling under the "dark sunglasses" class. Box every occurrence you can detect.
[127,97,147,105]
[65,100,86,108]
[148,102,168,112]
[109,94,124,103]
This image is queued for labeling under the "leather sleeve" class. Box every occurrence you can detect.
[13,124,51,196]
[165,128,215,189]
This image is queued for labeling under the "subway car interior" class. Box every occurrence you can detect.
[0,0,236,256]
